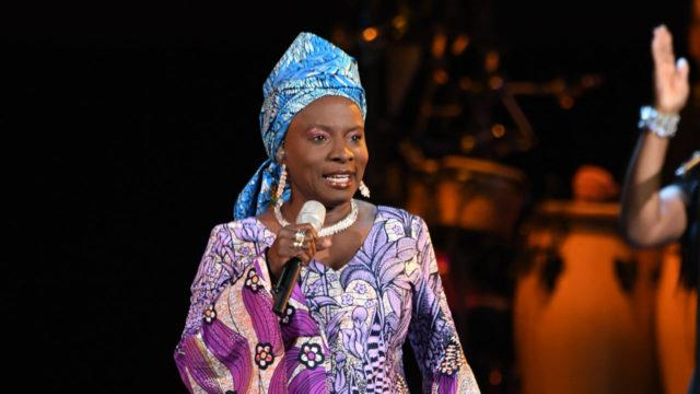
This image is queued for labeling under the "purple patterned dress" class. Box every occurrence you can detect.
[174,206,480,393]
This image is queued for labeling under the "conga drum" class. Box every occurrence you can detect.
[406,155,527,240]
[513,200,662,394]
[655,243,697,394]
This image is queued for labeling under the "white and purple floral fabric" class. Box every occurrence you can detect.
[175,206,480,393]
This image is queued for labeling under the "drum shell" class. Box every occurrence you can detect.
[514,201,662,394]
[655,244,697,394]
[406,156,526,239]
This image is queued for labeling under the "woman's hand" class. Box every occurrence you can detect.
[653,25,690,114]
[266,224,331,281]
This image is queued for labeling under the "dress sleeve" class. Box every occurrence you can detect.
[407,216,480,393]
[173,223,287,393]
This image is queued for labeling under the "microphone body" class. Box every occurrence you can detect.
[272,257,303,315]
[272,201,326,316]
[676,151,700,179]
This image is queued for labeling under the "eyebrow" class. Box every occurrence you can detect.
[308,124,364,133]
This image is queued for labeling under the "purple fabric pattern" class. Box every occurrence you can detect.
[202,319,252,392]
[281,306,319,350]
[174,206,480,393]
[179,335,226,393]
[241,268,283,357]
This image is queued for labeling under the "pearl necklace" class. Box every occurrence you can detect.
[274,199,359,237]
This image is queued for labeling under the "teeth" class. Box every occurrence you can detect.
[324,174,352,187]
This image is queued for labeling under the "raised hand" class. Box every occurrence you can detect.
[652,25,690,114]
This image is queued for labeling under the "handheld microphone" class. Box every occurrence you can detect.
[272,200,326,316]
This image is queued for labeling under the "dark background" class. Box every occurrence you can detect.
[5,0,697,391]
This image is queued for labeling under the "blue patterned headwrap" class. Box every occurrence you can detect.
[233,32,367,220]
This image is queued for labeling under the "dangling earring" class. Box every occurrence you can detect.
[359,180,371,198]
[275,164,287,205]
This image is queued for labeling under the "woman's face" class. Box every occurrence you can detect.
[281,95,368,208]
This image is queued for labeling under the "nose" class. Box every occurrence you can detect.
[329,138,354,163]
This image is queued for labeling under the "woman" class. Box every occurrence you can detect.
[174,32,480,393]
[620,25,697,394]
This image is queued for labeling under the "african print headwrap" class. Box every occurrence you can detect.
[233,32,367,220]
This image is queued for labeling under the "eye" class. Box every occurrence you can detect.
[312,134,327,143]
[349,133,363,143]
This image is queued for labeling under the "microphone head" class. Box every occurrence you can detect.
[296,200,327,231]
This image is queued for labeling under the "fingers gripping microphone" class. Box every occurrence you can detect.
[272,200,326,316]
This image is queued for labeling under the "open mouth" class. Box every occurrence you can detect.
[322,172,354,188]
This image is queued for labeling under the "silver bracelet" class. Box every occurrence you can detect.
[638,106,680,138]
